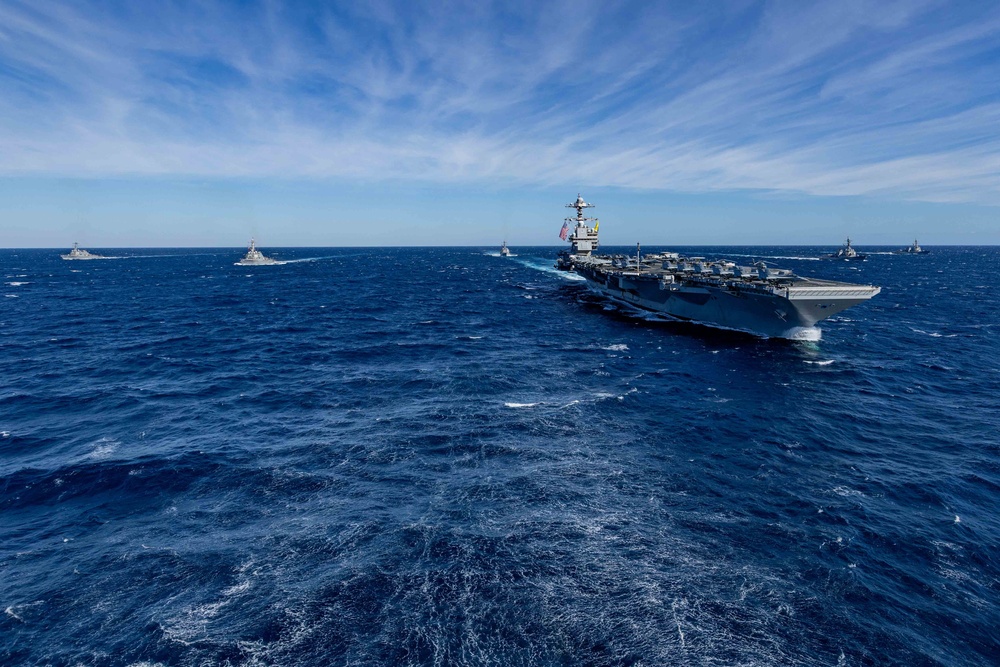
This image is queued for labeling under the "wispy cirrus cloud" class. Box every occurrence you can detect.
[2,0,1000,205]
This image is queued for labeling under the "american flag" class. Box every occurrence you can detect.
[558,221,569,240]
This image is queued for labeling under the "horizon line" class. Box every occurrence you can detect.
[1,243,991,251]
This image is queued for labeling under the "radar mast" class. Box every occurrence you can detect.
[566,194,596,226]
[559,194,600,264]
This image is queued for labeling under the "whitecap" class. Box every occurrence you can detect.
[603,343,628,351]
[804,359,835,366]
[618,387,639,401]
[88,437,119,459]
[504,402,539,408]
[5,282,29,286]
[911,328,957,338]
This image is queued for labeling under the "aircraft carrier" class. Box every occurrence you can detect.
[555,195,880,340]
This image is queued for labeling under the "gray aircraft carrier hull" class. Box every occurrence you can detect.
[576,265,877,340]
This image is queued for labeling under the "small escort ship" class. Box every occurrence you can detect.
[500,241,511,257]
[236,238,279,266]
[824,238,866,260]
[555,195,880,340]
[61,242,106,260]
[895,239,929,255]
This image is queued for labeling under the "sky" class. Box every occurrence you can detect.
[1,0,1000,247]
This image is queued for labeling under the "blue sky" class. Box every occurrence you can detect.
[2,0,999,246]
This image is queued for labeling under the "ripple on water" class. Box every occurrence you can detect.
[0,247,998,665]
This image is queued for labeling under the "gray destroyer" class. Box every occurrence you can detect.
[824,238,867,261]
[236,238,279,266]
[895,239,929,255]
[555,195,880,340]
[61,242,106,260]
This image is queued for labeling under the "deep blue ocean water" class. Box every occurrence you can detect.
[1,245,998,666]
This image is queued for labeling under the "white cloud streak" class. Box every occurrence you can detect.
[1,0,1000,205]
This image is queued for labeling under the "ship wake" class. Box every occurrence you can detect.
[516,258,586,280]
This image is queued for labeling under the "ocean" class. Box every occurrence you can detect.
[1,246,997,666]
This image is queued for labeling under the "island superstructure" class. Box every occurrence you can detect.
[555,195,880,340]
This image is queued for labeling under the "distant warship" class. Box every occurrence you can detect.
[500,241,511,257]
[61,243,106,260]
[555,195,880,340]
[236,238,279,266]
[825,238,866,260]
[895,239,929,255]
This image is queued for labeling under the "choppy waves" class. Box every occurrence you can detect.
[1,246,998,666]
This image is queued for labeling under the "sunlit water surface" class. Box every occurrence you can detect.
[1,246,997,666]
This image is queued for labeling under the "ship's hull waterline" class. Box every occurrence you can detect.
[576,266,878,340]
